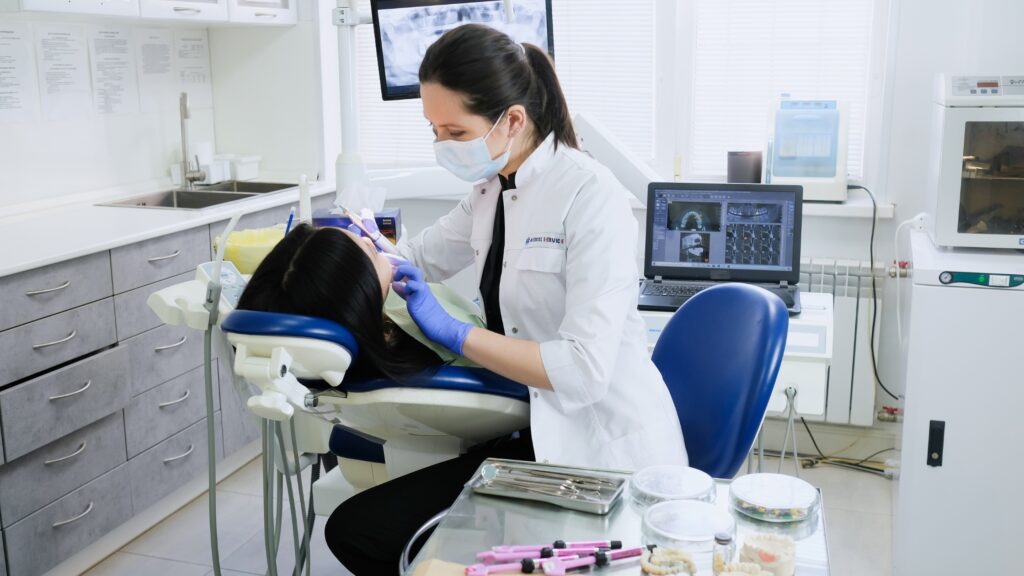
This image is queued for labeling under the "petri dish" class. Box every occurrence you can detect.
[641,500,736,552]
[630,465,716,511]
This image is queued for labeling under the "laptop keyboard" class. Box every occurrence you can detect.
[641,283,706,298]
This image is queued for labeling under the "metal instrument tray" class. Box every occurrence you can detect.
[468,458,629,515]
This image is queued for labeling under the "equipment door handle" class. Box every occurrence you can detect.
[44,441,88,465]
[33,330,77,349]
[163,444,195,463]
[158,389,191,408]
[52,502,94,528]
[173,7,201,14]
[147,249,181,263]
[25,280,71,296]
[154,336,188,352]
[255,12,278,18]
[48,380,91,401]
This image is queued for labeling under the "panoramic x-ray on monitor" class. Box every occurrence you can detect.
[370,0,554,100]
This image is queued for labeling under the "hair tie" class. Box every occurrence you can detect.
[517,41,526,56]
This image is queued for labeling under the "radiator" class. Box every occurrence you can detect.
[799,258,885,426]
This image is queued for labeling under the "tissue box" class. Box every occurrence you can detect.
[313,208,401,243]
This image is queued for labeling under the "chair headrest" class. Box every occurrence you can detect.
[221,310,360,358]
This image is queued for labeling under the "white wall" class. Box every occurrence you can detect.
[0,13,215,209]
[208,4,321,183]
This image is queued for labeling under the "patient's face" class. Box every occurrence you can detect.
[342,230,392,299]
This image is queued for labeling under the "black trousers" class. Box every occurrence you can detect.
[324,431,535,576]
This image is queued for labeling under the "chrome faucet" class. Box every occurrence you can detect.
[179,92,206,191]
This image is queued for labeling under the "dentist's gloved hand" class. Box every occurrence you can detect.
[392,263,473,356]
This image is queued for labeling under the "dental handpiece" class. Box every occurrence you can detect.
[334,202,400,255]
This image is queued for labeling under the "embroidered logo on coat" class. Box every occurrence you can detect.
[525,233,567,248]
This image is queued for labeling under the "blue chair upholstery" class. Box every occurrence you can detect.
[330,427,386,464]
[222,310,360,358]
[652,283,789,479]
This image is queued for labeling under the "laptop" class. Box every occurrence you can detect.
[638,182,803,315]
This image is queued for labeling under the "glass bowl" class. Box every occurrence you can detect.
[729,473,819,523]
[630,465,716,511]
[641,499,735,552]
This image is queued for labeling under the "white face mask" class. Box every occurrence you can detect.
[433,111,513,183]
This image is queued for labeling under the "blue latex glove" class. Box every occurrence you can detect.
[392,263,473,355]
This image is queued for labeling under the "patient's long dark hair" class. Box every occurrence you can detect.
[236,224,442,381]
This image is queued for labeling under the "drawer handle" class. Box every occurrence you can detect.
[25,280,71,296]
[255,12,278,18]
[154,336,188,352]
[173,7,201,14]
[163,444,195,464]
[52,501,94,528]
[33,330,77,350]
[44,441,88,465]
[146,249,181,263]
[158,388,191,408]
[48,380,92,401]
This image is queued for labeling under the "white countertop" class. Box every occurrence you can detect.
[0,181,336,278]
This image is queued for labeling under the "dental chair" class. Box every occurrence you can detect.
[220,309,531,514]
[652,283,789,479]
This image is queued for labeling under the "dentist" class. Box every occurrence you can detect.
[326,24,685,575]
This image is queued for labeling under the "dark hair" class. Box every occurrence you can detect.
[236,224,441,382]
[419,24,577,151]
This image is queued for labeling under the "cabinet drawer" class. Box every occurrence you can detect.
[129,414,222,513]
[114,270,194,341]
[0,346,130,461]
[125,365,219,458]
[0,412,126,528]
[126,322,205,396]
[228,0,296,25]
[110,227,209,293]
[767,360,828,417]
[0,299,116,386]
[4,464,132,576]
[0,252,112,333]
[139,0,228,21]
[219,357,260,455]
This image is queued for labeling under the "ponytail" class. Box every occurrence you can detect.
[419,24,578,151]
[522,43,578,150]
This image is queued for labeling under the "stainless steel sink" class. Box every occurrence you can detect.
[98,190,257,210]
[195,181,295,194]
[97,182,295,210]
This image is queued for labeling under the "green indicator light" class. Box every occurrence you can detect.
[979,275,986,283]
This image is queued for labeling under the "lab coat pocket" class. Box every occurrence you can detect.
[515,248,565,273]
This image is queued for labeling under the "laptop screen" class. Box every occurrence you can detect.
[644,183,803,283]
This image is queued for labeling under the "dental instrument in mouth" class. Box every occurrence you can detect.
[334,201,400,255]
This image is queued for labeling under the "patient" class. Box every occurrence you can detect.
[236,223,485,382]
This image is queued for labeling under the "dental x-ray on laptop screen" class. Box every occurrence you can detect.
[370,0,554,100]
[639,183,804,314]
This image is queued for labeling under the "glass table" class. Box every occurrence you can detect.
[409,460,830,575]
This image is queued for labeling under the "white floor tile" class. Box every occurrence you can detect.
[221,516,352,576]
[217,457,263,496]
[824,507,893,576]
[799,464,893,515]
[124,491,264,567]
[84,552,210,576]
[203,570,259,576]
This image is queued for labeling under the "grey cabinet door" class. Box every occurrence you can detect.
[124,365,218,458]
[128,413,222,513]
[4,465,132,576]
[218,353,261,456]
[0,299,117,386]
[0,412,127,528]
[0,251,113,333]
[0,346,130,460]
[110,227,209,294]
[125,322,205,397]
[113,270,194,341]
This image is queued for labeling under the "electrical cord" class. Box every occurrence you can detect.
[800,417,896,476]
[847,185,900,401]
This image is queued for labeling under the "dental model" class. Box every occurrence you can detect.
[739,534,796,576]
[639,546,696,575]
[717,562,773,576]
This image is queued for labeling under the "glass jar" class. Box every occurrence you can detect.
[712,532,735,574]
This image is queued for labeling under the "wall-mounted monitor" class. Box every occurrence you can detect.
[370,0,554,101]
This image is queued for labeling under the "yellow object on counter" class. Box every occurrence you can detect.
[215,226,286,274]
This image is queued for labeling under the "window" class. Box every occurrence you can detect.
[683,0,877,180]
[353,0,657,168]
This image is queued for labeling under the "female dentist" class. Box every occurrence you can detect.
[325,24,686,575]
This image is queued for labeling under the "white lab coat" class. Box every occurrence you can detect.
[398,133,687,471]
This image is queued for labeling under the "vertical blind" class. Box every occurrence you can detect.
[688,0,875,179]
[354,0,657,168]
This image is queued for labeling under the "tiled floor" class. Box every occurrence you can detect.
[85,456,893,576]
